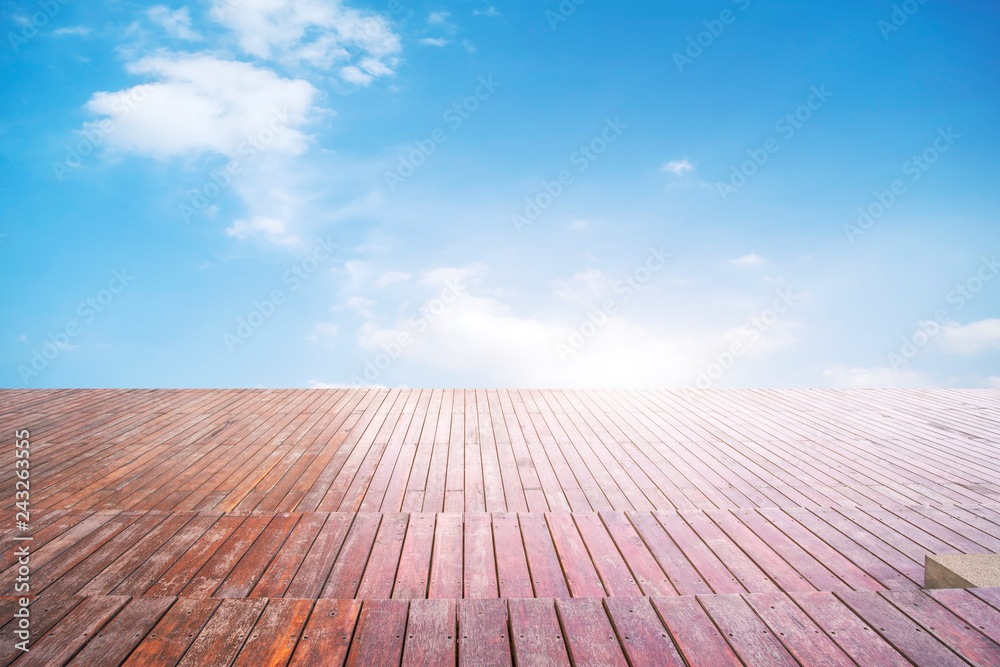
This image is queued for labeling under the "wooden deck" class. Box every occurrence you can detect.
[2,388,999,665]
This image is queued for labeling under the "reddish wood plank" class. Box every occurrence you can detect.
[215,513,300,598]
[927,588,1000,645]
[428,513,463,599]
[289,599,361,667]
[604,596,685,667]
[698,593,798,666]
[177,598,267,667]
[546,512,606,598]
[573,512,642,597]
[321,513,382,599]
[882,590,1000,666]
[122,598,222,667]
[491,513,533,598]
[393,513,436,599]
[459,598,512,667]
[836,590,967,666]
[232,598,314,667]
[627,511,711,596]
[64,596,175,666]
[651,596,742,667]
[111,513,222,596]
[791,590,911,667]
[743,592,855,666]
[250,512,327,598]
[345,599,409,667]
[178,514,270,597]
[12,595,128,667]
[600,511,677,597]
[508,598,571,667]
[655,511,745,595]
[357,513,409,599]
[401,598,457,666]
[519,512,570,599]
[463,513,498,598]
[555,597,628,666]
[285,512,354,599]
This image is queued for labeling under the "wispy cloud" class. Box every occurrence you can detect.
[428,11,450,25]
[936,318,1000,355]
[148,6,202,41]
[419,37,449,47]
[52,26,92,37]
[730,253,765,266]
[474,5,501,17]
[661,158,695,175]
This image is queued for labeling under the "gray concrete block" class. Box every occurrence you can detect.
[925,554,1000,589]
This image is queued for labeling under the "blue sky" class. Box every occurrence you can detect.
[1,0,998,389]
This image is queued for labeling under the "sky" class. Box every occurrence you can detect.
[1,0,998,389]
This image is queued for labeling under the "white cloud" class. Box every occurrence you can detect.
[822,364,936,389]
[474,6,501,17]
[52,26,92,37]
[661,158,695,175]
[427,11,450,24]
[307,322,340,346]
[347,295,376,318]
[348,264,797,387]
[211,0,401,82]
[85,54,319,159]
[936,318,1000,355]
[225,216,299,245]
[419,37,449,47]
[375,271,412,288]
[570,219,589,230]
[148,6,202,41]
[730,253,765,266]
[551,269,609,306]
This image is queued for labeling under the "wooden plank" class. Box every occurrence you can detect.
[508,598,571,667]
[743,592,855,666]
[654,511,745,595]
[926,588,1000,645]
[356,513,409,599]
[573,512,643,597]
[393,513,436,599]
[286,513,354,599]
[66,596,176,667]
[122,598,222,667]
[401,598,457,666]
[627,512,711,596]
[835,590,967,666]
[320,513,382,599]
[519,513,570,599]
[111,513,221,596]
[698,593,798,666]
[177,598,267,667]
[555,597,628,666]
[428,513,463,599]
[289,599,361,667]
[791,590,911,667]
[0,595,85,665]
[459,598,512,667]
[232,598,314,667]
[546,512,606,598]
[882,590,1000,666]
[463,513,498,598]
[651,596,742,667]
[251,512,327,598]
[11,595,128,667]
[599,511,676,597]
[604,596,685,667]
[178,514,270,597]
[684,511,780,594]
[215,513,300,598]
[491,513,533,598]
[345,599,409,667]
